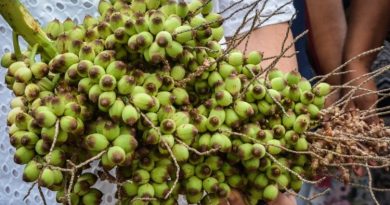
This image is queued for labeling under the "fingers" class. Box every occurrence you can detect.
[352,80,378,110]
[268,193,297,205]
[345,100,356,112]
[353,166,366,177]
[219,199,229,205]
[219,190,246,205]
[324,89,341,108]
[227,190,247,205]
[347,81,380,124]
[220,190,298,205]
[342,69,378,106]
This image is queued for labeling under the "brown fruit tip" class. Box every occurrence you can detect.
[111,152,124,164]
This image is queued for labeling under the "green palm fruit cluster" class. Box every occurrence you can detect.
[1,0,331,204]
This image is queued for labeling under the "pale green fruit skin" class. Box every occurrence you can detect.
[132,93,156,111]
[276,174,290,188]
[234,100,254,118]
[164,15,182,33]
[246,51,262,65]
[151,166,169,184]
[122,104,140,126]
[313,82,331,96]
[173,25,193,43]
[290,179,303,192]
[224,75,242,96]
[122,181,138,197]
[254,173,269,189]
[170,111,190,127]
[23,160,41,182]
[180,163,194,180]
[113,134,138,153]
[153,182,169,199]
[176,123,198,144]
[203,177,219,193]
[98,91,116,111]
[107,146,126,164]
[307,104,320,118]
[170,65,186,81]
[193,114,208,133]
[52,169,64,184]
[172,144,189,162]
[82,188,103,205]
[270,77,286,91]
[185,175,203,194]
[132,169,151,185]
[210,133,231,152]
[267,139,282,155]
[298,80,312,92]
[160,118,176,134]
[207,107,226,131]
[212,26,224,41]
[39,168,55,187]
[294,137,309,151]
[268,68,284,80]
[186,192,203,204]
[263,184,279,201]
[137,183,155,198]
[282,111,296,129]
[14,146,35,164]
[188,0,203,15]
[84,133,109,151]
[225,108,240,128]
[313,96,325,109]
[215,90,233,107]
[218,63,236,79]
[228,51,244,66]
[7,107,23,126]
[237,143,253,161]
[285,70,301,85]
[117,75,135,95]
[109,99,125,122]
[293,114,310,133]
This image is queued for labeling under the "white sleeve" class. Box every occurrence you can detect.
[214,0,296,37]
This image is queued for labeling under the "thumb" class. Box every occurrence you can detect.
[226,190,247,205]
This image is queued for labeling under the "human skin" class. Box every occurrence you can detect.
[306,0,390,115]
[341,0,390,112]
[234,23,298,73]
[222,22,298,205]
[219,2,390,203]
[305,0,346,107]
[220,190,297,205]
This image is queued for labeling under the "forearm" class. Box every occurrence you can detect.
[343,0,390,70]
[305,0,346,85]
[342,0,390,111]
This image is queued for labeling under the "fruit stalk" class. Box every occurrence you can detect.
[0,0,57,58]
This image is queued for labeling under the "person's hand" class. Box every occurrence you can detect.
[220,190,297,205]
[324,88,341,108]
[342,68,380,123]
[268,193,297,205]
[219,190,246,205]
[338,67,380,177]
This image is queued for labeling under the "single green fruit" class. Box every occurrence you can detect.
[267,139,282,155]
[107,146,126,164]
[263,184,279,201]
[14,146,35,164]
[84,133,109,151]
[39,168,55,187]
[172,144,189,162]
[23,160,41,182]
